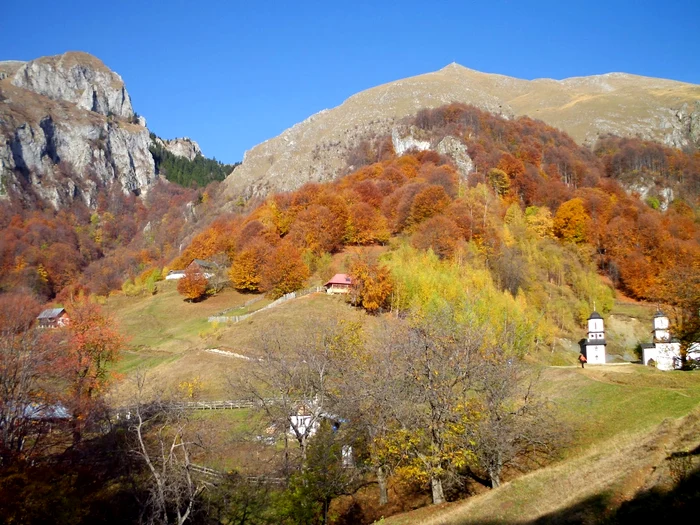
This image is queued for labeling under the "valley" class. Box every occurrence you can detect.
[1,48,699,524]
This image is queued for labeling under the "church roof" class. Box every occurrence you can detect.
[654,309,667,318]
[588,311,602,320]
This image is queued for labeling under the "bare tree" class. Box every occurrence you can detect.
[368,309,485,505]
[129,373,205,525]
[207,252,231,294]
[467,356,560,488]
[0,294,60,466]
[232,322,340,473]
[660,263,700,368]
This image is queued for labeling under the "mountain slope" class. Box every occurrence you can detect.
[223,64,700,200]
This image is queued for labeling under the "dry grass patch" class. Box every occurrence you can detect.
[385,407,700,525]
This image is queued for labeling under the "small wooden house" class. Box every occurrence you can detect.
[187,259,219,278]
[37,308,70,328]
[324,274,353,294]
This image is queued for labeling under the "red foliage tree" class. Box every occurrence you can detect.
[412,216,462,259]
[177,265,209,302]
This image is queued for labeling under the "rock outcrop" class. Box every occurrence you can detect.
[154,136,202,161]
[223,64,700,200]
[0,52,156,208]
[11,52,134,119]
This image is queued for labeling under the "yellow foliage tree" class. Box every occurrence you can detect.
[348,256,393,313]
[553,198,590,243]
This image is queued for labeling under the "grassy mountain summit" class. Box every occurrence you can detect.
[223,63,700,200]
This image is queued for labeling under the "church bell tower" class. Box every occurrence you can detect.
[583,311,607,364]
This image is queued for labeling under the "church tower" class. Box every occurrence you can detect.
[583,311,607,364]
[652,309,671,343]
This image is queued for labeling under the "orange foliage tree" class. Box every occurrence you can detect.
[346,202,390,245]
[229,240,269,292]
[261,242,309,299]
[408,185,452,229]
[63,297,126,444]
[177,265,209,301]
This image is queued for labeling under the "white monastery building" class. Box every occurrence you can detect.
[641,310,683,371]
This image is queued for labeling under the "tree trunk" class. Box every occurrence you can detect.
[71,414,82,446]
[431,477,445,505]
[322,496,331,525]
[377,465,389,506]
[489,454,503,488]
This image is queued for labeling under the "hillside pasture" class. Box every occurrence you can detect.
[382,365,700,524]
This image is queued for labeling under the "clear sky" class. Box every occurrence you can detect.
[2,1,699,164]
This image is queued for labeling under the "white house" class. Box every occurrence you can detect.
[582,311,607,364]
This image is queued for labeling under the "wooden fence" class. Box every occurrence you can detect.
[113,398,279,420]
[208,286,324,324]
[189,463,285,485]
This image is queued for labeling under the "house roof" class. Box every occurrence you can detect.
[23,402,70,420]
[325,274,353,286]
[37,308,66,320]
[191,258,217,269]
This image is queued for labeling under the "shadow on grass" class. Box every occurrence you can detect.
[455,463,700,525]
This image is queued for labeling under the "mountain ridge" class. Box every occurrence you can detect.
[222,63,700,201]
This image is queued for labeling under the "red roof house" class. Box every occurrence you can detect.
[324,274,353,294]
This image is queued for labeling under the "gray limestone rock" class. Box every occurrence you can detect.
[11,52,134,119]
[0,52,156,208]
[154,136,203,161]
[437,136,474,180]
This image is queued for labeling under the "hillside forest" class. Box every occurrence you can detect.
[1,103,700,524]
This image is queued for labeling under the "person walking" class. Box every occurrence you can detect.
[578,353,587,369]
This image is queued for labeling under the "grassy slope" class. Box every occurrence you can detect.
[383,366,700,525]
[105,282,363,401]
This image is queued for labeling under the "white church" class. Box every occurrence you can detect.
[640,309,699,371]
[582,311,607,364]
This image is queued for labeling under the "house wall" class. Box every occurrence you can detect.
[656,342,682,370]
[326,285,350,294]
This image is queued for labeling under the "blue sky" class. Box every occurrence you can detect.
[2,1,699,164]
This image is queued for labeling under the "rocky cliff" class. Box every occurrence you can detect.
[154,136,202,161]
[223,64,700,200]
[0,52,155,208]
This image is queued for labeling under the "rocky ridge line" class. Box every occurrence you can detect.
[222,64,700,201]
